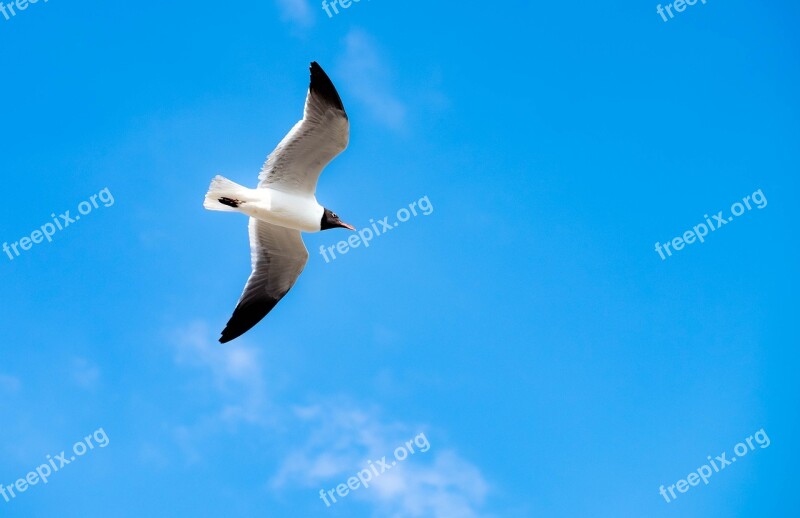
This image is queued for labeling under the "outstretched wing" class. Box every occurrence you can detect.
[219,219,309,344]
[258,62,350,195]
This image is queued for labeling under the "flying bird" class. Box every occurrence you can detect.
[204,62,354,344]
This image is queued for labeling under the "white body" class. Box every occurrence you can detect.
[242,188,324,233]
[203,176,325,233]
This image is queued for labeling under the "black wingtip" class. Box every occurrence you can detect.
[218,322,243,345]
[219,323,247,345]
[219,328,242,344]
[218,296,281,345]
[309,61,347,115]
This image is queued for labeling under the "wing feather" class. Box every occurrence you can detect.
[219,219,309,343]
[258,62,349,194]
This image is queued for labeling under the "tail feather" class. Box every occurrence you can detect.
[204,176,254,212]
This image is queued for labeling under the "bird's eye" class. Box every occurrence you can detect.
[332,213,338,218]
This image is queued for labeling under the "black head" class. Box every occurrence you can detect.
[321,208,356,231]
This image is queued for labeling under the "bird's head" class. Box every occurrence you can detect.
[321,208,356,231]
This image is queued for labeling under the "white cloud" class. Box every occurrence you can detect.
[338,29,408,131]
[364,451,490,518]
[272,403,490,517]
[275,0,314,27]
[168,323,490,516]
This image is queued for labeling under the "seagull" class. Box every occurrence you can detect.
[204,62,354,344]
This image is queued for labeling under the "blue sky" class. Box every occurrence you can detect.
[1,0,798,516]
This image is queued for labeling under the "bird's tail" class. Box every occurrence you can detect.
[204,175,255,212]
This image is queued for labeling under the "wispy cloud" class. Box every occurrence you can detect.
[373,451,490,518]
[169,324,489,516]
[275,0,314,27]
[272,402,490,517]
[338,29,408,131]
